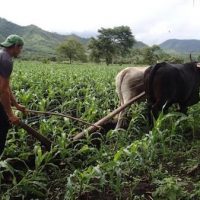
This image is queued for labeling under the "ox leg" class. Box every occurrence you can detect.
[149,103,162,128]
[115,108,129,129]
[147,102,162,129]
[147,103,153,128]
[179,105,188,114]
[150,100,172,128]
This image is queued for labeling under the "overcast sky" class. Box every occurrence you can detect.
[1,0,200,45]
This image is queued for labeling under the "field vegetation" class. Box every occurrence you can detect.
[1,61,200,199]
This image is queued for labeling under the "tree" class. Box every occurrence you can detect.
[88,38,102,63]
[142,45,164,65]
[57,39,87,64]
[88,26,135,65]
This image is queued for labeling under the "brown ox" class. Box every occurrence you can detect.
[115,66,148,129]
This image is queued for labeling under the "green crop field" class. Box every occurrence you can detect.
[1,61,200,199]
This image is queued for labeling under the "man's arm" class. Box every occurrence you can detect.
[9,85,18,107]
[0,76,19,124]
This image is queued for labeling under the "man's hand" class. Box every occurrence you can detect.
[9,114,20,125]
[16,104,27,114]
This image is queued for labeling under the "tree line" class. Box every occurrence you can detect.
[57,26,186,65]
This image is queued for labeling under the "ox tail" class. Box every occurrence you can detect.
[148,62,166,102]
[115,68,129,105]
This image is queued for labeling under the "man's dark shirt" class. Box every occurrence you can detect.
[0,49,13,79]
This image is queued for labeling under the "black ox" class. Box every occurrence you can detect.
[144,61,200,126]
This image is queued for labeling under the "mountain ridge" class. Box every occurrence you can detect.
[1,17,200,59]
[159,39,200,53]
[0,17,90,59]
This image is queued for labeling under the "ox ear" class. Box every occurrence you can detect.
[197,63,200,68]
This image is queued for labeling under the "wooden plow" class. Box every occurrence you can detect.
[16,108,101,150]
[16,91,145,149]
[18,121,52,151]
[73,91,145,141]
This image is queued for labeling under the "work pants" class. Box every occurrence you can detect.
[0,103,11,156]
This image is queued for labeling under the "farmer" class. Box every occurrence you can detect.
[0,34,27,156]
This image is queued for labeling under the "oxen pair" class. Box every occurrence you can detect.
[116,61,200,129]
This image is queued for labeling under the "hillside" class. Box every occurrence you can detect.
[160,39,200,53]
[1,18,148,60]
[0,18,90,59]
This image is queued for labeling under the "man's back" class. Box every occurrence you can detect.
[0,49,13,79]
